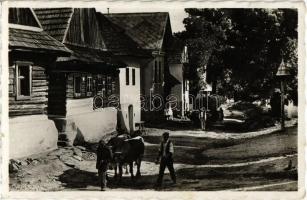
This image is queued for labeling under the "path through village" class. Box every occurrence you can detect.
[9,119,298,191]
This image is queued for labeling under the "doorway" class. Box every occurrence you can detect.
[128,105,134,133]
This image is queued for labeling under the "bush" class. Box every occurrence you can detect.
[229,101,276,131]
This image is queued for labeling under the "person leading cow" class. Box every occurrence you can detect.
[96,140,113,191]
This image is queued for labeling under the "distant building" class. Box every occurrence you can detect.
[105,12,189,120]
[167,38,190,117]
[8,8,71,158]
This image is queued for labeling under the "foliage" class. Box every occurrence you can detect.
[229,101,276,131]
[176,8,298,102]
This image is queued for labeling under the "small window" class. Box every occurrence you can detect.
[87,76,92,92]
[74,75,81,98]
[106,76,113,96]
[126,68,129,85]
[132,68,135,85]
[16,63,32,100]
[86,76,93,96]
[97,75,102,90]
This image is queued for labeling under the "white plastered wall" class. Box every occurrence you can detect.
[118,59,141,133]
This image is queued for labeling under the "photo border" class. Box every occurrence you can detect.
[1,1,305,199]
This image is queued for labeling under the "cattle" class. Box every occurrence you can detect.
[107,134,145,182]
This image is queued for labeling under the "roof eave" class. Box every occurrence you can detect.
[9,46,71,57]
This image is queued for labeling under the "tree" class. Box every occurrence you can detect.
[175,9,232,95]
[176,9,298,103]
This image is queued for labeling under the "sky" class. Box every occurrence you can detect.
[96,3,188,33]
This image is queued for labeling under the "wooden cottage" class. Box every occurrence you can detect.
[105,12,186,121]
[34,8,126,145]
[8,8,71,158]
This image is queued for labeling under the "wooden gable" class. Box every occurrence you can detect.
[9,8,41,28]
[64,8,106,50]
[161,16,173,52]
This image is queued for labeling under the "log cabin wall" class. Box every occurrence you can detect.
[64,71,119,117]
[66,72,119,100]
[9,52,56,117]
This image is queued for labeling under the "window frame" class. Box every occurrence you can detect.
[74,75,82,98]
[106,75,113,96]
[15,61,32,100]
[86,75,93,97]
[132,68,136,85]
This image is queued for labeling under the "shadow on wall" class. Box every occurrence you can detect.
[73,128,85,146]
[70,108,118,143]
[117,109,128,133]
[54,108,118,146]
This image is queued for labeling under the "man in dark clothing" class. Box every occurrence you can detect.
[96,140,113,191]
[155,132,176,187]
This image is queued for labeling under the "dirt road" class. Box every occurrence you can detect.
[9,126,297,191]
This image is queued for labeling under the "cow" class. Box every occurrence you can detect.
[107,134,145,182]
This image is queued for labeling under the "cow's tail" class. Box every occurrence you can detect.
[135,137,145,166]
[140,137,145,155]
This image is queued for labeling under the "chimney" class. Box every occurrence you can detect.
[107,8,109,14]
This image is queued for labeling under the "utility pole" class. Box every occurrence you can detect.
[276,59,290,131]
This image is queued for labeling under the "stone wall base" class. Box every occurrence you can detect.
[9,115,58,159]
[52,107,118,145]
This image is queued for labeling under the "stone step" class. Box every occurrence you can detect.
[58,133,69,141]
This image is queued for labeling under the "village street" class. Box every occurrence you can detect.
[6,7,300,196]
[9,119,297,191]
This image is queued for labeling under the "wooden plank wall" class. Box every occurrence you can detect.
[9,8,40,27]
[65,8,105,49]
[9,64,48,117]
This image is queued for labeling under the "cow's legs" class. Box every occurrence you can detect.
[125,164,129,174]
[129,162,134,180]
[114,163,118,179]
[118,163,123,181]
[136,158,142,178]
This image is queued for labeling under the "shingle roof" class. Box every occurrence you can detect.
[34,8,124,68]
[34,8,73,42]
[105,12,170,50]
[9,28,71,55]
[57,44,126,68]
[96,13,150,57]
